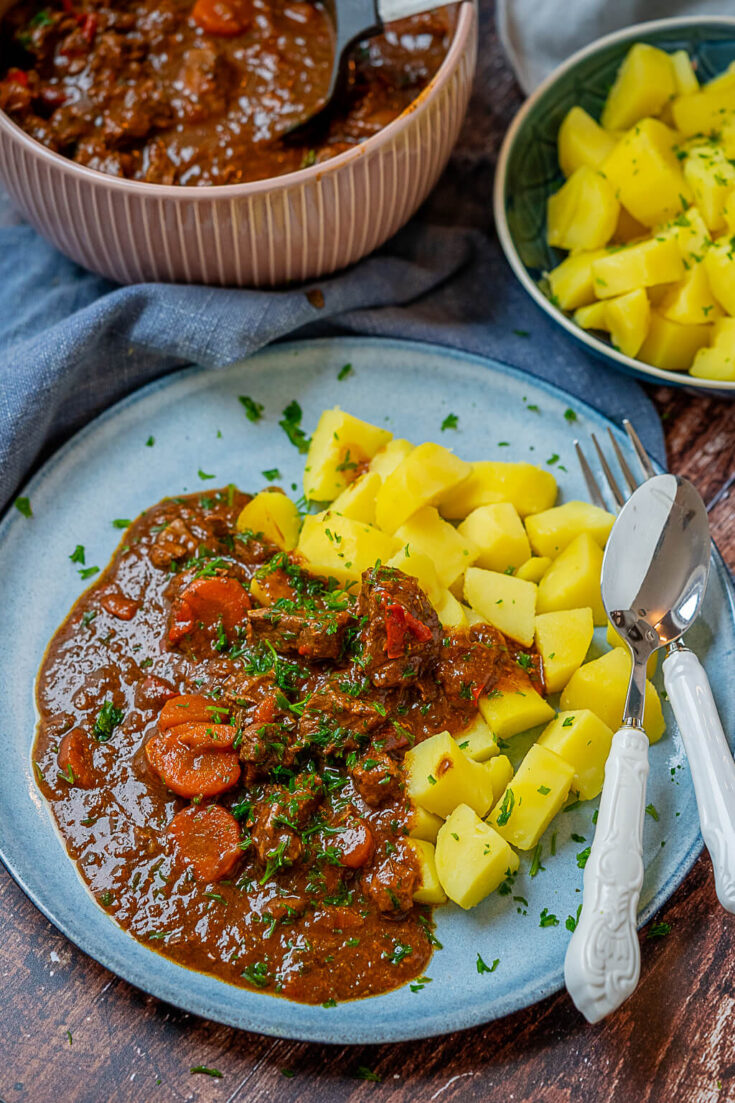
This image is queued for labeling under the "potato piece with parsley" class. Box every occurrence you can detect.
[464,567,537,646]
[537,710,614,800]
[478,685,555,740]
[375,443,471,534]
[487,744,575,850]
[408,838,447,905]
[560,648,665,743]
[535,607,594,693]
[304,408,392,502]
[396,506,478,589]
[536,533,606,624]
[458,502,531,573]
[405,730,496,819]
[440,461,557,520]
[236,490,301,551]
[297,514,399,585]
[435,804,519,909]
[525,500,615,558]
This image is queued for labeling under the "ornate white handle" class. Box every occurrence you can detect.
[663,647,735,913]
[564,725,649,1023]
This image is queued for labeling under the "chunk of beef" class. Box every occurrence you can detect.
[173,42,229,124]
[247,607,352,661]
[356,566,442,688]
[149,518,199,569]
[360,840,419,913]
[249,773,324,870]
[298,682,385,754]
[237,720,300,785]
[350,751,402,807]
[436,623,507,702]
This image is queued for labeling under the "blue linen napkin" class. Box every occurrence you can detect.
[0,128,664,517]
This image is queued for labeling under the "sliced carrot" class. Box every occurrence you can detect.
[191,0,252,36]
[337,818,375,869]
[158,693,230,729]
[175,721,238,751]
[168,804,242,881]
[57,728,97,789]
[251,692,278,725]
[169,576,251,644]
[145,729,240,798]
[100,590,139,620]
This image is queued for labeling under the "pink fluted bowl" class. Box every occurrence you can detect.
[0,1,477,287]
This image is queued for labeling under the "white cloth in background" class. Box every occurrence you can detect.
[497,0,735,93]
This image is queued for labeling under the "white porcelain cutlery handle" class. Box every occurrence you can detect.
[564,725,650,1024]
[663,646,735,913]
[378,0,445,22]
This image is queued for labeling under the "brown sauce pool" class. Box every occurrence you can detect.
[32,486,541,1004]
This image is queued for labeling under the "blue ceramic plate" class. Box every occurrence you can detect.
[494,16,735,397]
[1,338,733,1043]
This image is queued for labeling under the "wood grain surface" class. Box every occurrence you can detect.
[1,4,734,1102]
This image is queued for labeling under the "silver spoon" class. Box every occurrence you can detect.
[282,0,455,137]
[564,473,718,1023]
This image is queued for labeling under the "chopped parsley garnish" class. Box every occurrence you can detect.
[239,395,264,422]
[279,400,310,453]
[496,787,515,826]
[476,953,499,974]
[356,1067,382,1082]
[14,497,32,518]
[262,468,281,482]
[190,1067,223,1078]
[69,545,85,564]
[529,843,545,877]
[241,961,271,987]
[441,413,459,431]
[563,408,578,423]
[198,468,215,481]
[337,363,353,381]
[576,846,591,869]
[112,518,131,529]
[537,785,550,795]
[566,904,582,932]
[387,941,413,965]
[145,436,155,447]
[93,700,124,743]
[539,908,559,928]
[646,803,659,821]
[410,975,432,992]
[647,921,671,939]
[322,997,337,1008]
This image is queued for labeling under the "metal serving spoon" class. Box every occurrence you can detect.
[564,473,725,1023]
[283,0,454,136]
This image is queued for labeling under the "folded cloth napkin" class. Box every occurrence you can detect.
[0,7,666,517]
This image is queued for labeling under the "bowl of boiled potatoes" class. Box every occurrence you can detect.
[494,16,735,395]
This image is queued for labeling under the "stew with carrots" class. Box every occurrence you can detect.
[0,0,454,185]
[33,485,542,1003]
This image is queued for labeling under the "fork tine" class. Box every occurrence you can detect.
[607,428,639,494]
[623,418,656,480]
[591,433,625,508]
[574,440,608,511]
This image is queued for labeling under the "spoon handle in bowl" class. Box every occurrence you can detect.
[564,725,649,1024]
[664,646,735,913]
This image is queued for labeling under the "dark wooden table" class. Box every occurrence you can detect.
[2,6,735,1102]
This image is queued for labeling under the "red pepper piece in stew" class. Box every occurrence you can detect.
[168,804,242,881]
[384,601,434,659]
[169,576,250,645]
[191,0,253,36]
[145,728,240,798]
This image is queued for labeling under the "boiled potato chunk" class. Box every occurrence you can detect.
[487,744,575,850]
[612,205,648,244]
[560,647,665,743]
[683,145,735,232]
[537,709,614,800]
[601,43,676,131]
[386,546,443,605]
[375,443,470,533]
[602,119,691,227]
[638,310,712,371]
[536,533,606,624]
[409,804,444,844]
[433,589,468,629]
[478,685,555,739]
[605,288,651,357]
[464,567,537,646]
[534,607,594,693]
[483,754,514,807]
[516,556,553,583]
[303,409,392,502]
[704,241,735,317]
[455,713,499,762]
[297,514,399,585]
[440,462,557,520]
[591,235,685,299]
[547,165,619,251]
[558,106,617,177]
[672,83,735,137]
[326,471,382,525]
[435,804,519,909]
[369,438,413,481]
[659,263,721,326]
[691,317,735,381]
[396,506,478,589]
[525,500,615,558]
[606,621,658,676]
[574,300,609,331]
[236,490,301,551]
[404,730,495,819]
[408,838,447,905]
[547,250,609,310]
[659,206,711,264]
[671,49,699,96]
[458,503,530,573]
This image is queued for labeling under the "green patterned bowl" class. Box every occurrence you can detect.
[494,16,735,396]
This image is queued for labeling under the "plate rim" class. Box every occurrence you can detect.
[0,335,732,1043]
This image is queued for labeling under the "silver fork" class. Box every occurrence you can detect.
[574,420,735,910]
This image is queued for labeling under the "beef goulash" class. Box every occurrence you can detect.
[0,0,454,185]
